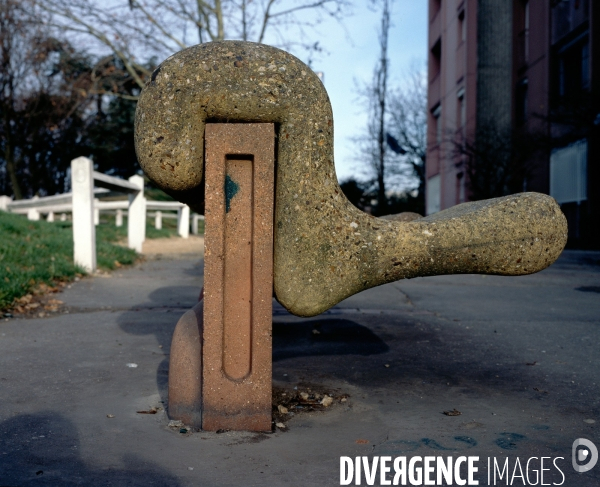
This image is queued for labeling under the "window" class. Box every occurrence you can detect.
[430,38,442,80]
[456,172,466,204]
[557,36,590,98]
[550,139,587,204]
[426,175,441,215]
[581,42,590,90]
[516,0,530,68]
[552,0,589,44]
[516,78,528,125]
[456,88,465,132]
[431,0,442,19]
[432,104,442,144]
[458,10,466,45]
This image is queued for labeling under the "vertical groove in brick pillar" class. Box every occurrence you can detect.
[223,158,253,380]
[203,123,274,432]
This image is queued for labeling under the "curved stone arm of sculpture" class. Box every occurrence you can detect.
[135,41,567,317]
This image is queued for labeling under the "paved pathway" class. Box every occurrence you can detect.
[0,249,599,486]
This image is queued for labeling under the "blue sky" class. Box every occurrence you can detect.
[307,1,427,183]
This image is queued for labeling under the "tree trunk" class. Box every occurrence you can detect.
[2,105,23,199]
[376,0,390,214]
[475,0,513,196]
[4,139,23,200]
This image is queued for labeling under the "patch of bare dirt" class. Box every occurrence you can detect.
[142,235,204,259]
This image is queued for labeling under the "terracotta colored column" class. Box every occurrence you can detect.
[168,301,204,427]
[202,123,274,431]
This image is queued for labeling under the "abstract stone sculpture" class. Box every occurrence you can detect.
[135,40,567,317]
[134,41,567,430]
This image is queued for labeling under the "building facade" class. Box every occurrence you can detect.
[426,0,599,247]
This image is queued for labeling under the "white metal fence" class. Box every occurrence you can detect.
[0,157,204,272]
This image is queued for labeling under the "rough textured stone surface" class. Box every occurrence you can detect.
[168,301,203,428]
[202,124,274,432]
[135,41,568,318]
[380,212,423,222]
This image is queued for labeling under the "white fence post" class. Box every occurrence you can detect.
[155,210,162,230]
[60,213,67,222]
[0,196,11,211]
[128,175,145,252]
[27,208,40,221]
[177,205,190,238]
[191,214,204,235]
[94,198,100,225]
[116,209,123,227]
[192,214,198,235]
[71,157,96,272]
[47,211,54,222]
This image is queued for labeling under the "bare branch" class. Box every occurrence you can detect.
[129,0,188,50]
[258,0,277,43]
[268,0,345,19]
[39,1,149,88]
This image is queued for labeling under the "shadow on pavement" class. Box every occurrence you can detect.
[182,260,204,278]
[0,412,181,486]
[116,286,199,406]
[272,318,389,361]
[135,285,201,311]
[115,285,393,402]
[113,283,592,418]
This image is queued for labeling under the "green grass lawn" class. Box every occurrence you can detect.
[0,210,185,311]
[96,212,180,240]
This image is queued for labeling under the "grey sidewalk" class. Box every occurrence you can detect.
[1,251,599,486]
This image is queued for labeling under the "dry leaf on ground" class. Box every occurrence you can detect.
[443,408,462,416]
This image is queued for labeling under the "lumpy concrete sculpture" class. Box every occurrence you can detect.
[135,41,567,431]
[135,41,567,317]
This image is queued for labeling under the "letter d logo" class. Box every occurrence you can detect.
[573,438,598,473]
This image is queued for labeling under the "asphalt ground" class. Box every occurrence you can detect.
[0,249,599,486]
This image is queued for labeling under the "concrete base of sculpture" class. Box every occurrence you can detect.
[167,301,203,428]
[168,299,274,431]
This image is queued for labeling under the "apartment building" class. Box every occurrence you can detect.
[426,0,599,247]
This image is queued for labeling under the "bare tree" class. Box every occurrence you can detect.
[373,0,390,213]
[0,0,102,198]
[450,123,545,201]
[37,0,351,98]
[0,0,42,199]
[450,88,597,203]
[352,0,391,215]
[351,1,426,215]
[0,0,81,198]
[386,62,426,206]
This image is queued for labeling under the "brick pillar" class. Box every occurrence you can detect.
[202,123,274,431]
[168,123,274,431]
